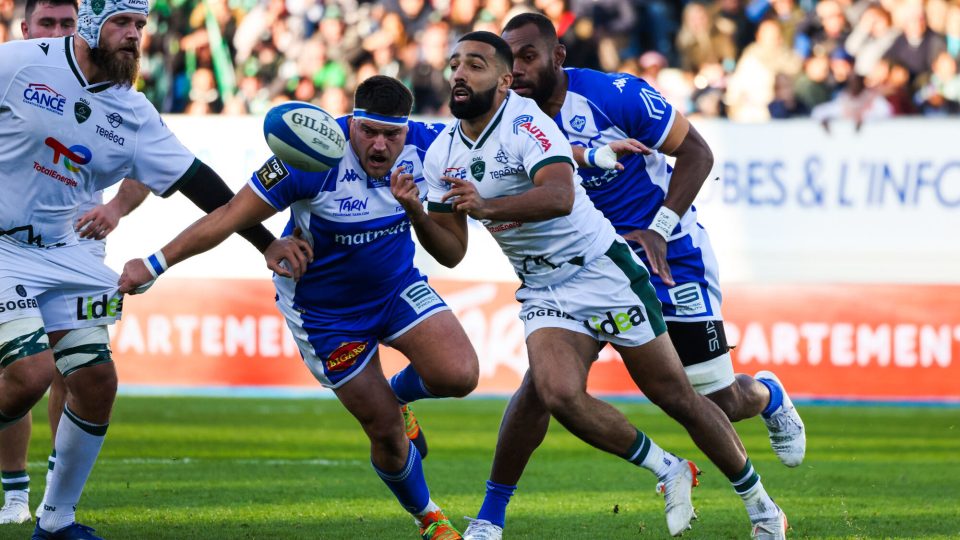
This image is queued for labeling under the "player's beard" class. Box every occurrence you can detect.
[528,62,558,108]
[449,83,497,120]
[91,43,140,87]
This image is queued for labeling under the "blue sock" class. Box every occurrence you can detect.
[372,440,430,514]
[390,365,436,404]
[758,378,783,418]
[476,480,517,528]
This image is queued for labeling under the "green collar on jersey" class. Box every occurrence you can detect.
[64,36,118,94]
[456,92,509,151]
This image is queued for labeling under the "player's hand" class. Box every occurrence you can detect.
[441,176,489,218]
[622,229,674,286]
[266,228,313,280]
[76,202,122,240]
[390,165,424,217]
[118,258,156,295]
[595,139,654,171]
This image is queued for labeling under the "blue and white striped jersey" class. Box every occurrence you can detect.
[248,117,442,314]
[556,68,697,240]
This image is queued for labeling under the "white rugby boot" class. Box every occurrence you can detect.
[751,505,788,539]
[0,491,31,525]
[462,517,502,540]
[656,459,700,536]
[756,371,806,467]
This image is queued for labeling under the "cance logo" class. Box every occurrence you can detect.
[23,83,66,115]
[45,137,91,172]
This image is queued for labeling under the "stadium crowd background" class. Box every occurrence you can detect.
[2,0,959,121]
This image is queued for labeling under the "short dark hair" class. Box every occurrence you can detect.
[354,75,414,117]
[458,31,514,71]
[25,0,78,21]
[503,12,558,42]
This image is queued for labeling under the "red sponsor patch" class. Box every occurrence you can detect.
[518,121,552,152]
[326,341,368,372]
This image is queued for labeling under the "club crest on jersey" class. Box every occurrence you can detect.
[256,157,289,190]
[511,114,552,152]
[470,157,485,181]
[91,0,105,15]
[74,99,91,123]
[570,115,586,132]
[395,160,415,176]
[23,83,65,115]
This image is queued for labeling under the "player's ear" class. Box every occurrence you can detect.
[553,43,566,67]
[500,71,513,92]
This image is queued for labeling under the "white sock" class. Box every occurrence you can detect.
[624,430,677,480]
[3,489,29,505]
[414,499,441,522]
[740,481,779,523]
[38,408,107,532]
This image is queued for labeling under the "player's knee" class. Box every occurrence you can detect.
[706,385,746,421]
[55,327,117,405]
[535,381,582,417]
[426,363,478,398]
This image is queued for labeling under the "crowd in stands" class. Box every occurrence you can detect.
[3,0,959,121]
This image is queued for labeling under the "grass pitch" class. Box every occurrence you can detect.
[2,397,958,539]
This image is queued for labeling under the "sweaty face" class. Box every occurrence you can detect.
[447,40,507,120]
[93,13,145,87]
[349,118,408,179]
[502,24,558,107]
[23,3,77,39]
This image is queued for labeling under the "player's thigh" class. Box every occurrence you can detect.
[274,297,378,390]
[388,310,478,383]
[615,333,699,409]
[525,328,599,405]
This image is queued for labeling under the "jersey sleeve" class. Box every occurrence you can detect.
[605,75,676,150]
[424,127,456,213]
[127,101,199,197]
[246,156,327,211]
[510,106,575,182]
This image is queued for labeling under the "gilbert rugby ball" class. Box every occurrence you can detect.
[263,101,346,172]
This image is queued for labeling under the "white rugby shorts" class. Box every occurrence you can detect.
[516,239,667,347]
[0,238,122,332]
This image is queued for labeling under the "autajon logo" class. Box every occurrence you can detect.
[511,114,552,152]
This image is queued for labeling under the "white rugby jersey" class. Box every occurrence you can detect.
[0,36,197,249]
[555,68,696,240]
[424,91,618,288]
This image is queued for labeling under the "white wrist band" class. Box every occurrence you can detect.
[143,251,168,279]
[586,145,618,170]
[649,206,680,240]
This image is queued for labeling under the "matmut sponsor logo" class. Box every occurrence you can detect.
[511,114,552,152]
[23,83,66,115]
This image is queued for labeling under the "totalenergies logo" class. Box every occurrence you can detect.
[45,137,91,172]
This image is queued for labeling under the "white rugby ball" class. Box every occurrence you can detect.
[263,101,346,172]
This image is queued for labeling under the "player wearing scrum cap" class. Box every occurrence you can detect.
[119,76,478,540]
[0,0,307,537]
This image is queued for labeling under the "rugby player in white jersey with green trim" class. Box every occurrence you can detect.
[0,0,306,537]
[390,31,785,539]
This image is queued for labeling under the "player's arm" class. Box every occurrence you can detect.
[657,113,714,216]
[391,166,469,267]
[444,162,574,222]
[117,186,312,294]
[176,161,278,253]
[76,179,151,240]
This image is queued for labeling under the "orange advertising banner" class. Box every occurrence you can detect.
[112,279,960,401]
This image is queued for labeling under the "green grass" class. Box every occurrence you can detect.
[3,397,959,539]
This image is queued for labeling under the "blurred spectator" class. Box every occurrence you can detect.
[320,86,352,117]
[947,2,960,59]
[384,0,432,40]
[811,73,892,130]
[916,51,960,114]
[676,2,737,72]
[410,21,451,115]
[797,0,850,59]
[725,16,802,119]
[638,51,669,87]
[885,2,946,82]
[830,47,855,88]
[873,58,919,115]
[794,52,834,108]
[768,72,811,117]
[714,0,756,55]
[845,4,899,77]
[185,67,222,115]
